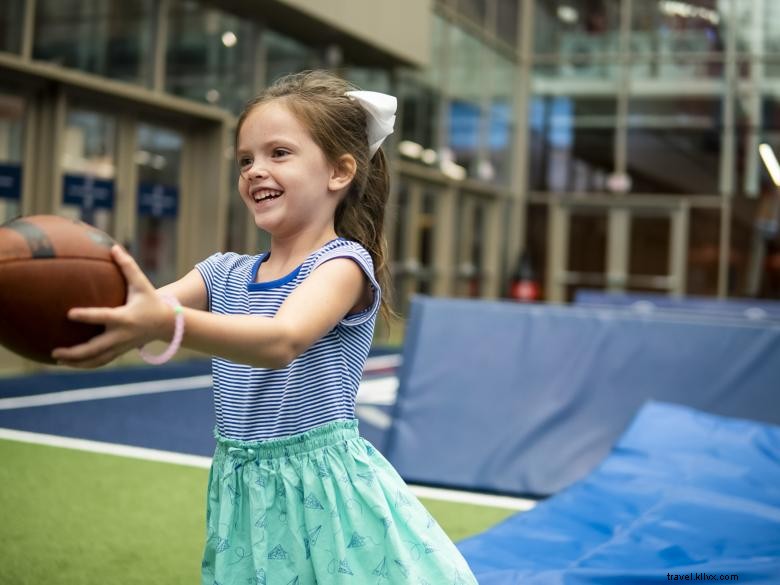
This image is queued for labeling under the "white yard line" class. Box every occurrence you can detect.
[0,355,401,411]
[355,377,398,406]
[0,375,213,410]
[0,427,536,512]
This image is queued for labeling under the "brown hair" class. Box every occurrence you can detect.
[236,70,395,322]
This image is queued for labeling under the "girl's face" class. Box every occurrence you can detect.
[236,101,340,237]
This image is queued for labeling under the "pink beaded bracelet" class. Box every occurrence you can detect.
[139,294,185,365]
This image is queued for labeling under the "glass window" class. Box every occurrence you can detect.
[0,92,25,222]
[449,25,485,176]
[735,94,780,197]
[533,0,621,56]
[264,29,320,87]
[33,0,155,86]
[629,215,671,279]
[496,0,519,47]
[417,191,438,295]
[458,0,487,26]
[533,55,620,80]
[629,0,726,81]
[567,209,608,296]
[135,124,182,287]
[528,96,616,193]
[399,74,441,154]
[166,0,259,114]
[61,108,117,233]
[631,0,725,58]
[687,208,721,295]
[456,195,487,297]
[0,0,24,54]
[344,68,392,94]
[628,55,724,81]
[487,52,515,185]
[626,98,720,195]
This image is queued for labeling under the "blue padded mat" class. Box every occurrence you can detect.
[386,296,780,496]
[575,289,780,321]
[458,401,780,584]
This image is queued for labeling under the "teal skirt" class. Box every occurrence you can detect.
[201,419,477,584]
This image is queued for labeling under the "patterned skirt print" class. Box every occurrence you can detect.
[201,420,478,584]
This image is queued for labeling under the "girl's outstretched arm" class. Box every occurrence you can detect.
[52,245,366,369]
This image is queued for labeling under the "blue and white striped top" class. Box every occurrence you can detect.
[195,238,380,441]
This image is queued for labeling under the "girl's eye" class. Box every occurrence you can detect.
[272,148,290,158]
[238,157,252,168]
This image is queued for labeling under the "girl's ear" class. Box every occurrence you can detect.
[329,154,357,193]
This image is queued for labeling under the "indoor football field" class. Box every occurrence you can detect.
[2,292,780,584]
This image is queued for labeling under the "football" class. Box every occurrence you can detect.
[0,215,127,364]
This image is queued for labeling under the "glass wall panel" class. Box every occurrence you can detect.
[533,0,621,56]
[488,52,515,185]
[631,0,725,58]
[626,98,721,194]
[399,74,441,153]
[735,92,777,197]
[392,182,411,312]
[567,208,608,298]
[734,0,778,55]
[496,0,518,47]
[416,190,438,296]
[529,96,616,193]
[166,0,258,114]
[0,92,25,222]
[0,0,24,54]
[455,195,488,297]
[525,203,548,298]
[33,0,155,85]
[345,68,392,94]
[264,29,320,86]
[533,56,620,80]
[458,0,487,25]
[135,124,182,287]
[60,108,116,233]
[629,214,670,279]
[627,56,724,81]
[448,25,484,174]
[687,208,721,295]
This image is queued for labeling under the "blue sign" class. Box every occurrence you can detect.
[137,182,179,218]
[62,174,115,210]
[449,101,512,152]
[0,163,22,200]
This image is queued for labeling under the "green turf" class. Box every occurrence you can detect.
[0,439,517,584]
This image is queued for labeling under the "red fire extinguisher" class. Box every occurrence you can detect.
[509,249,540,302]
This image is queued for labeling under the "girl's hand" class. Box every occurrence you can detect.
[51,245,174,368]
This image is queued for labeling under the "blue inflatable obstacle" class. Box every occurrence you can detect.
[458,401,780,584]
[575,289,780,321]
[385,296,780,496]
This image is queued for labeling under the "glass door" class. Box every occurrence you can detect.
[60,107,117,233]
[0,91,25,223]
[135,123,183,287]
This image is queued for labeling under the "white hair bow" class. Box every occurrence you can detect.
[346,90,397,157]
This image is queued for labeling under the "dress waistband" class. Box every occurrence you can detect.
[213,419,359,458]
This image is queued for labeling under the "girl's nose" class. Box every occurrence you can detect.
[243,163,269,180]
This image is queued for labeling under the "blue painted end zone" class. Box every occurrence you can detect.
[0,359,211,398]
[0,387,217,456]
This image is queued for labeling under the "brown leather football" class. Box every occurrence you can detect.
[0,215,127,364]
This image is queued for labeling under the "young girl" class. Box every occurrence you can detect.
[53,70,478,584]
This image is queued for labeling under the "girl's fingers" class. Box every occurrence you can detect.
[112,245,154,292]
[57,349,120,369]
[66,306,117,325]
[52,330,132,362]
